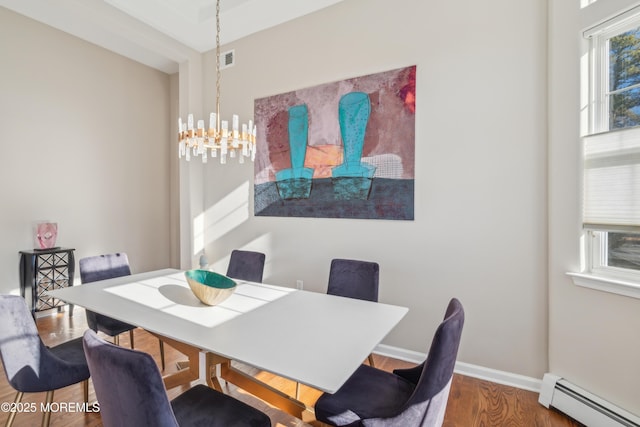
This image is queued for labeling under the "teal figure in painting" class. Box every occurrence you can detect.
[332,91,376,200]
[275,104,314,199]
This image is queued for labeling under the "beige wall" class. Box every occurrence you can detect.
[549,0,640,416]
[196,0,550,379]
[0,7,173,292]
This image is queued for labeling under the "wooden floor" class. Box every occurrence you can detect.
[0,308,582,427]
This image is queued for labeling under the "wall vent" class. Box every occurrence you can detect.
[219,49,235,70]
[539,374,640,427]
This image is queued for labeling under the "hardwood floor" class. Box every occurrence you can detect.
[0,308,582,427]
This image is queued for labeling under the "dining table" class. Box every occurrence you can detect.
[47,268,408,419]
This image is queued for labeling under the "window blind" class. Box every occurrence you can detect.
[583,127,640,228]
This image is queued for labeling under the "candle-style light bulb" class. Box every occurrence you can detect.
[221,120,228,155]
[242,124,249,156]
[209,113,216,131]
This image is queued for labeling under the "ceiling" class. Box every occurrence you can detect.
[0,0,344,73]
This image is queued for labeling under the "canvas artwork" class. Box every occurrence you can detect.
[254,66,416,220]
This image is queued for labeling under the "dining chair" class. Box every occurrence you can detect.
[82,329,271,427]
[292,258,380,401]
[328,258,379,366]
[226,249,266,282]
[0,295,90,427]
[79,253,166,370]
[327,258,379,302]
[314,298,465,427]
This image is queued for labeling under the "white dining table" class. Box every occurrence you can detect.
[47,268,408,417]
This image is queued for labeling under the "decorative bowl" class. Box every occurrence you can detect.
[185,270,237,306]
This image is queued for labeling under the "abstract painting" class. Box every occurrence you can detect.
[254,66,415,220]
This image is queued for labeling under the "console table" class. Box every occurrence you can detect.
[19,247,75,317]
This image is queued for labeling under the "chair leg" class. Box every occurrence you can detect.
[159,339,165,371]
[41,390,54,427]
[129,330,135,349]
[82,380,89,404]
[5,391,23,427]
[368,353,375,367]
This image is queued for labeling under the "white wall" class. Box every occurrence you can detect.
[0,7,173,294]
[195,0,550,379]
[549,0,640,416]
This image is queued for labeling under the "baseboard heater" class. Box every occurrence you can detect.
[539,374,640,427]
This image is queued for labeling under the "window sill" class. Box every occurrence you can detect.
[567,272,640,299]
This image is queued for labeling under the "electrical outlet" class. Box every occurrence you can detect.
[296,280,303,290]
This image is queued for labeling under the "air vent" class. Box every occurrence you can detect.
[219,49,235,70]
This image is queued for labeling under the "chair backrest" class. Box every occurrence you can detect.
[79,253,131,284]
[372,298,464,427]
[82,329,179,427]
[327,258,379,302]
[79,253,132,331]
[226,250,266,282]
[0,295,78,392]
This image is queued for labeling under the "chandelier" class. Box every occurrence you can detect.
[178,0,256,164]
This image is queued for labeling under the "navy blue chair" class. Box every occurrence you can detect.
[293,258,381,400]
[0,295,90,427]
[226,250,266,283]
[82,329,271,427]
[314,298,465,427]
[79,253,166,370]
[328,258,379,366]
[327,258,379,303]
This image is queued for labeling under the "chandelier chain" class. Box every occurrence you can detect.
[215,0,221,126]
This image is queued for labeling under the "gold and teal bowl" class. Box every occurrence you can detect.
[185,270,237,306]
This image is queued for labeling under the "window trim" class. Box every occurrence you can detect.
[568,271,640,300]
[586,229,640,280]
[588,13,640,133]
[575,8,640,295]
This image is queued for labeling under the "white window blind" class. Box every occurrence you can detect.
[584,127,640,228]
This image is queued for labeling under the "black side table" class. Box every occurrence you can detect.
[19,247,75,317]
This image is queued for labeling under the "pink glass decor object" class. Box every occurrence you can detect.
[35,222,58,249]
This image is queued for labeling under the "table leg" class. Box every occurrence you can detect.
[205,352,312,420]
[148,333,313,421]
[148,333,200,389]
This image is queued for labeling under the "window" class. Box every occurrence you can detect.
[583,7,640,285]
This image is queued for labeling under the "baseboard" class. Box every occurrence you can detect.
[374,343,542,393]
[374,343,426,364]
[454,361,542,392]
